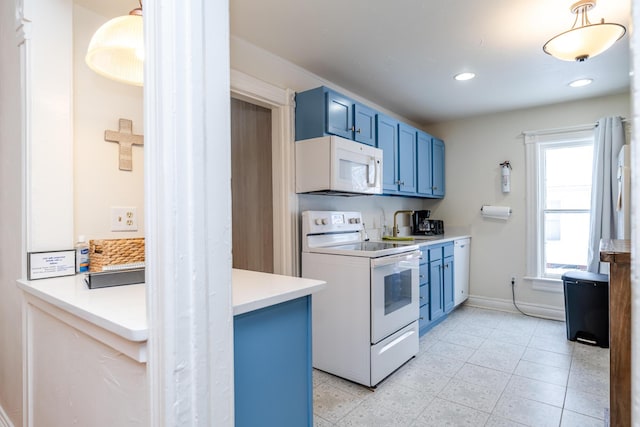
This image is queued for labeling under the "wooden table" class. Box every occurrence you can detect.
[600,239,631,427]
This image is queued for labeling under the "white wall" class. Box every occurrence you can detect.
[426,92,630,315]
[73,3,144,240]
[0,0,26,422]
[231,36,423,130]
[299,194,438,240]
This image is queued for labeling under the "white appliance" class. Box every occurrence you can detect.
[301,210,420,387]
[295,136,383,195]
[617,145,631,239]
[453,238,471,306]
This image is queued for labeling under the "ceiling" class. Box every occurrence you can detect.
[77,0,632,125]
[230,0,631,124]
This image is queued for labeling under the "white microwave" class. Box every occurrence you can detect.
[295,136,383,195]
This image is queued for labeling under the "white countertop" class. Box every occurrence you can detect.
[17,275,148,342]
[411,233,472,246]
[18,269,326,343]
[232,269,325,316]
[378,232,471,247]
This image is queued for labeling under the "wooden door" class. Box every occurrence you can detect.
[231,98,273,273]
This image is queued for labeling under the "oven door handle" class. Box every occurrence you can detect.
[370,250,421,267]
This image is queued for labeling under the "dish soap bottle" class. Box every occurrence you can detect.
[75,235,90,273]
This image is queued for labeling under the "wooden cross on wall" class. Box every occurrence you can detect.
[104,118,144,171]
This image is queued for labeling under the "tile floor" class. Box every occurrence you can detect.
[313,305,609,426]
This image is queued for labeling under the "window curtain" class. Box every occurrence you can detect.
[587,116,626,273]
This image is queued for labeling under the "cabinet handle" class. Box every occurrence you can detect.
[432,186,438,190]
[419,317,424,320]
[420,296,424,300]
[356,128,361,134]
[350,125,355,132]
[400,181,405,186]
[420,274,424,279]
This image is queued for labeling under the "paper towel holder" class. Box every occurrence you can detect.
[480,205,513,214]
[480,205,513,221]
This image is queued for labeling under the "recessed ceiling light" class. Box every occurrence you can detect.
[454,72,476,81]
[569,78,593,88]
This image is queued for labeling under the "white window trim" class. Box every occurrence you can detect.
[523,125,595,292]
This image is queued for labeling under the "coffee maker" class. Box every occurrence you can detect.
[411,210,444,236]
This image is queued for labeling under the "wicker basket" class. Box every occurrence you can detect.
[89,238,145,272]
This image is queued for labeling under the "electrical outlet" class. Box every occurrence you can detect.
[111,207,138,231]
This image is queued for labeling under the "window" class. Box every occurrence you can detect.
[524,127,594,290]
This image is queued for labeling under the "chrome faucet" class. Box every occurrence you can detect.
[392,210,414,237]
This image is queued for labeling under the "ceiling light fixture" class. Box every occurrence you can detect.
[454,72,476,81]
[569,78,593,87]
[543,0,626,62]
[85,1,144,86]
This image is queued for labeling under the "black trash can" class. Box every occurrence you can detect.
[562,271,609,348]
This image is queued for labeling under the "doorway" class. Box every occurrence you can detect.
[230,97,274,273]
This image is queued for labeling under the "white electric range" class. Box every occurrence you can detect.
[301,210,421,387]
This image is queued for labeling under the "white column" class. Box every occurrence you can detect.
[144,0,234,425]
[630,1,640,423]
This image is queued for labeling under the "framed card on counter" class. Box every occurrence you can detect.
[27,250,76,280]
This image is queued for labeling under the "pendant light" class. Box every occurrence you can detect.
[85,2,144,86]
[543,0,626,62]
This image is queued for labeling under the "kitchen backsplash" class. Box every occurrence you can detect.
[298,194,440,239]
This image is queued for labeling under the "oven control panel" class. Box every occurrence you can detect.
[303,211,363,234]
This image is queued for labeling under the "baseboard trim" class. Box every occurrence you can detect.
[0,403,15,427]
[465,294,565,321]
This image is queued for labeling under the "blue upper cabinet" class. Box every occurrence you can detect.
[325,89,353,139]
[432,138,445,198]
[295,86,376,145]
[295,85,445,198]
[353,103,376,146]
[416,131,445,199]
[416,130,433,196]
[397,123,417,194]
[376,114,400,193]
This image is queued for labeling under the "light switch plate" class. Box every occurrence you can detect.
[111,207,138,231]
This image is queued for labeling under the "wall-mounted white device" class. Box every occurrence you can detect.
[500,161,511,193]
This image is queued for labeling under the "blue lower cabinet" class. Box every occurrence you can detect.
[443,256,455,313]
[419,303,430,333]
[234,296,313,427]
[429,259,445,322]
[419,242,455,336]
